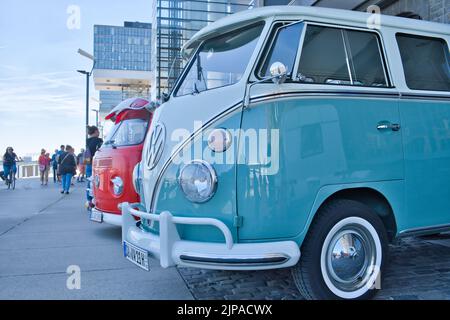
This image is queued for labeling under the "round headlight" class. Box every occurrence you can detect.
[111,176,124,196]
[132,163,141,195]
[178,160,217,203]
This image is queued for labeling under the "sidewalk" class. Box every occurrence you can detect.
[0,178,193,300]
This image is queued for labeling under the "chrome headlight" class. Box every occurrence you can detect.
[111,176,124,196]
[178,160,217,203]
[132,162,141,195]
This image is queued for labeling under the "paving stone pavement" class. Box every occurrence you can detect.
[177,234,450,300]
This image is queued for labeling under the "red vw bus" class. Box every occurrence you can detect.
[90,98,153,226]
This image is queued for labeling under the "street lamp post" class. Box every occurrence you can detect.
[77,70,90,140]
[77,49,95,144]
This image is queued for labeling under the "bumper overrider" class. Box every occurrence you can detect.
[121,202,301,270]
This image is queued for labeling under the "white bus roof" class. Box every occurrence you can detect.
[183,5,450,52]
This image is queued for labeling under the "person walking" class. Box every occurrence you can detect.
[76,148,86,182]
[51,149,59,183]
[38,149,51,186]
[85,126,103,178]
[58,145,77,194]
[56,145,65,183]
[85,126,103,206]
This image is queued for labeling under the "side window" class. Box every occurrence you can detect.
[297,25,389,87]
[297,26,350,85]
[396,34,450,91]
[260,22,304,77]
[346,30,388,87]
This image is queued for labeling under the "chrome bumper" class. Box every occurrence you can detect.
[121,202,300,270]
[91,207,122,226]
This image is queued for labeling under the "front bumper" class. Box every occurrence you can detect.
[91,207,122,226]
[121,202,300,270]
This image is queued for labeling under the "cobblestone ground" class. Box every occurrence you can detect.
[177,234,450,300]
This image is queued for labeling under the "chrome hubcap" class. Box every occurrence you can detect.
[325,225,376,292]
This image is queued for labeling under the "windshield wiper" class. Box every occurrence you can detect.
[191,83,200,95]
[197,55,208,91]
[104,140,117,148]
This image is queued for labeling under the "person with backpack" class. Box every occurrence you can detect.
[55,145,65,183]
[58,145,77,194]
[38,149,51,186]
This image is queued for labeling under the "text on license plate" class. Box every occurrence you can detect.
[124,242,149,271]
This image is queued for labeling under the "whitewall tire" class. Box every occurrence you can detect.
[292,199,389,300]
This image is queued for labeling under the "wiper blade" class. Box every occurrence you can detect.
[191,83,200,95]
[104,139,115,146]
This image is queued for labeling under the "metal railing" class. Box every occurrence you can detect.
[0,161,44,178]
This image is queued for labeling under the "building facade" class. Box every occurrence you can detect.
[151,0,266,98]
[294,0,449,24]
[93,21,152,117]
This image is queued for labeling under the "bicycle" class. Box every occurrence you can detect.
[4,167,16,190]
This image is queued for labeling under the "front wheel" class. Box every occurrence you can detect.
[292,199,389,300]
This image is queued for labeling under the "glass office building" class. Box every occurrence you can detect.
[93,21,152,116]
[94,21,152,71]
[151,0,266,98]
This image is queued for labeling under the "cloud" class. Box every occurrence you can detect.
[0,70,85,119]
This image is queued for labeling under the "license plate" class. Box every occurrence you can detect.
[124,241,149,271]
[90,210,103,223]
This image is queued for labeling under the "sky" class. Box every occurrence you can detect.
[0,0,152,158]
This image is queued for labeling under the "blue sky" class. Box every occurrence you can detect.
[0,0,152,158]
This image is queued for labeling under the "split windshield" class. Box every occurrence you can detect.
[103,118,148,148]
[175,23,264,96]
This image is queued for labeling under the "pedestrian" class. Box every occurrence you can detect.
[51,149,59,183]
[85,126,103,178]
[85,126,103,206]
[58,145,77,194]
[76,148,86,182]
[56,145,65,183]
[38,149,51,186]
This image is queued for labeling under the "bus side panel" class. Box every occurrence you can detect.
[237,96,404,241]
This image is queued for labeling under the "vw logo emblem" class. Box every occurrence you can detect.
[146,122,166,170]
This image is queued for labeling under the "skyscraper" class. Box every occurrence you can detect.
[151,0,266,99]
[93,21,152,117]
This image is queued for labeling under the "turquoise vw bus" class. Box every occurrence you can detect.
[121,6,450,299]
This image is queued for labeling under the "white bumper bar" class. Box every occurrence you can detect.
[91,207,122,226]
[121,202,300,270]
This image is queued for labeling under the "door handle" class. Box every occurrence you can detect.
[377,122,401,132]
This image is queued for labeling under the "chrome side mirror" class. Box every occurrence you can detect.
[243,61,288,109]
[269,61,287,84]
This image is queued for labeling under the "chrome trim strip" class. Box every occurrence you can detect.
[179,253,289,267]
[400,93,450,101]
[399,223,450,238]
